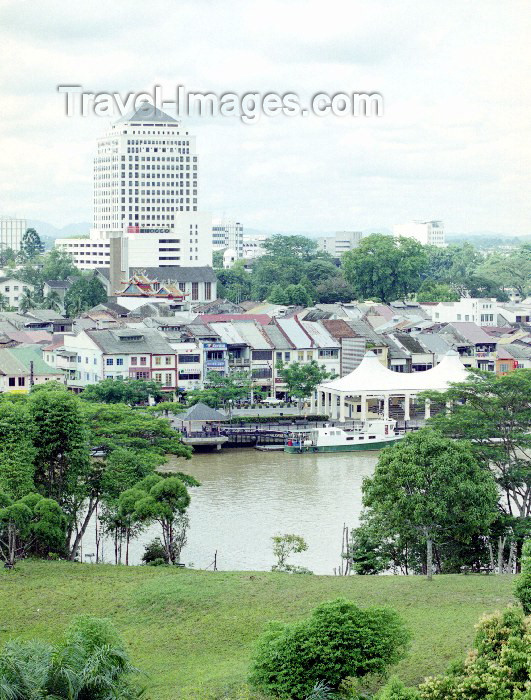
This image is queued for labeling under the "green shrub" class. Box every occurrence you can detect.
[515,539,531,614]
[376,677,419,699]
[418,607,530,699]
[148,557,167,567]
[249,598,410,700]
[142,537,168,564]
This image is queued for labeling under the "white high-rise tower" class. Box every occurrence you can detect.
[56,102,212,269]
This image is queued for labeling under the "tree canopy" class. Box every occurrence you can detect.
[276,360,336,401]
[249,598,410,699]
[0,383,192,564]
[216,233,527,305]
[20,227,44,260]
[64,276,107,316]
[81,378,164,406]
[362,430,499,580]
[342,234,428,303]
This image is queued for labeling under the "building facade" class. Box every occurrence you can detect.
[212,220,244,258]
[54,328,178,392]
[393,220,445,247]
[56,101,212,270]
[0,217,26,253]
[423,298,499,326]
[317,231,363,257]
[0,277,34,310]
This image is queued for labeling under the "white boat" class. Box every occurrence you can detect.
[284,419,403,453]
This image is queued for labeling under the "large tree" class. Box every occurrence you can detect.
[261,234,319,260]
[132,472,199,565]
[276,360,336,405]
[64,276,107,316]
[20,227,43,260]
[0,399,36,499]
[186,370,256,411]
[342,234,427,303]
[476,243,531,298]
[362,430,499,580]
[40,248,78,281]
[81,378,164,406]
[76,400,191,560]
[216,262,252,303]
[0,491,66,567]
[424,369,531,567]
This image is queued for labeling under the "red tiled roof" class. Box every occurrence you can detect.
[321,319,358,340]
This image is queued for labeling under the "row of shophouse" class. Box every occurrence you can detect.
[1,295,530,396]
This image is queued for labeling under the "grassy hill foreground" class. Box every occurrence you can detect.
[0,561,516,699]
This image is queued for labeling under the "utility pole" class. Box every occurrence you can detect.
[29,360,34,387]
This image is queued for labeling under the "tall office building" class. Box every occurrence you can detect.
[56,102,212,269]
[0,217,27,253]
[212,220,244,258]
[393,220,445,247]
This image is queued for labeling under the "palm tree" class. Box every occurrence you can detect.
[19,287,38,313]
[43,290,62,312]
[0,616,143,699]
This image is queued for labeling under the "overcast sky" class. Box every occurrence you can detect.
[1,0,530,234]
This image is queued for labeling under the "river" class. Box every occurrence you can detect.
[84,448,378,575]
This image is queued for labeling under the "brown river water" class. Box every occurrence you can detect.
[82,448,378,574]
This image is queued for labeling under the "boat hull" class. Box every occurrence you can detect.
[284,438,402,453]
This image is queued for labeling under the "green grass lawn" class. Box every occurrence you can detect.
[0,561,515,699]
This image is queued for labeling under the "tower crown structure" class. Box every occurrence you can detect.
[56,102,212,270]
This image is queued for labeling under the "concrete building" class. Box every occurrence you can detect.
[242,235,268,260]
[422,298,498,326]
[0,277,35,311]
[317,231,362,258]
[0,345,64,393]
[393,220,445,247]
[0,217,26,253]
[212,220,244,258]
[56,327,178,391]
[56,102,212,270]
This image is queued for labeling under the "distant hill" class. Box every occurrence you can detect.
[29,220,91,240]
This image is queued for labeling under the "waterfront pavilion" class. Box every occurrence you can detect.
[314,350,469,422]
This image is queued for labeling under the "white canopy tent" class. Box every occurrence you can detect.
[314,350,469,422]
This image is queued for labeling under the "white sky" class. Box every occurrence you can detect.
[0,0,530,234]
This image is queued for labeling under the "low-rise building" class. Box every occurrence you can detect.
[96,266,217,305]
[442,322,498,371]
[57,328,178,392]
[423,298,499,327]
[0,345,64,393]
[0,277,35,311]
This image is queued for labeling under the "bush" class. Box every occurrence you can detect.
[148,557,167,567]
[515,539,531,614]
[142,537,168,565]
[249,598,410,700]
[418,607,530,699]
[376,677,419,699]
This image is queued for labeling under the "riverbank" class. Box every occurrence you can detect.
[0,561,515,699]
